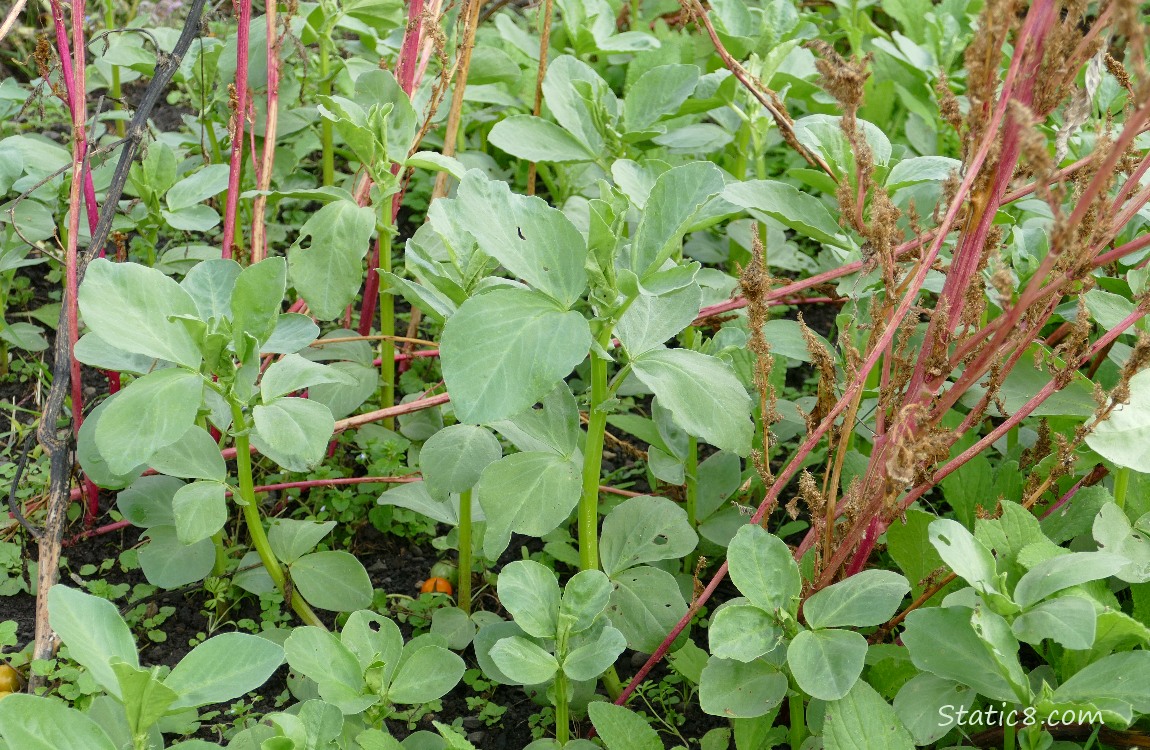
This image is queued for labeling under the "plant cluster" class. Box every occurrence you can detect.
[0,0,1148,749]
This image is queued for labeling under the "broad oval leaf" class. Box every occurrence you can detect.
[387,645,466,704]
[477,451,582,560]
[488,115,596,163]
[722,180,848,248]
[164,633,284,709]
[78,258,202,368]
[1013,551,1125,608]
[559,570,613,634]
[709,603,783,663]
[420,424,502,497]
[786,628,867,701]
[824,679,914,750]
[147,426,226,482]
[927,519,1003,597]
[599,495,698,577]
[1049,651,1150,712]
[606,565,688,652]
[1087,369,1150,471]
[802,569,910,629]
[631,348,753,456]
[441,288,591,425]
[699,657,788,718]
[489,636,559,685]
[171,480,228,545]
[290,551,373,612]
[587,702,663,750]
[268,519,337,565]
[138,526,216,588]
[95,368,204,474]
[48,585,139,700]
[0,694,118,750]
[261,353,356,402]
[251,397,336,472]
[893,674,976,746]
[497,560,561,639]
[287,200,377,320]
[562,626,627,680]
[727,525,801,615]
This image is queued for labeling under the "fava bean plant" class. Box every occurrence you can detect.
[1,0,1150,749]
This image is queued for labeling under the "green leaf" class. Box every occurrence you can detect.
[116,475,183,528]
[599,495,698,577]
[441,288,591,425]
[615,282,702,358]
[787,628,867,701]
[431,607,477,650]
[268,519,337,564]
[928,519,1005,597]
[489,636,559,685]
[722,180,848,248]
[1049,651,1150,712]
[477,451,582,560]
[290,551,373,612]
[287,200,377,320]
[454,172,588,308]
[341,611,403,676]
[1092,502,1150,583]
[0,694,118,750]
[420,424,502,497]
[901,606,1021,703]
[251,397,335,472]
[165,633,284,709]
[497,560,561,639]
[0,322,47,351]
[709,603,783,662]
[231,256,286,351]
[606,566,688,653]
[78,258,202,368]
[377,481,469,526]
[262,313,320,354]
[488,115,597,163]
[1013,551,1125,608]
[490,382,581,456]
[95,368,203,474]
[726,525,801,614]
[823,679,914,750]
[884,156,961,191]
[803,570,910,629]
[1011,596,1096,649]
[759,320,833,363]
[587,702,664,750]
[110,662,178,739]
[48,585,139,699]
[138,526,216,588]
[147,426,226,481]
[699,657,788,718]
[559,570,613,634]
[284,626,373,714]
[78,398,147,490]
[631,162,726,274]
[624,64,700,133]
[387,644,465,704]
[893,674,976,746]
[166,164,230,211]
[563,626,627,680]
[1087,369,1150,470]
[171,480,228,545]
[261,353,356,402]
[631,348,752,455]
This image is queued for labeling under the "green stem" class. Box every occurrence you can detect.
[788,686,807,750]
[1114,466,1130,510]
[211,530,228,577]
[554,671,569,744]
[579,339,610,571]
[1003,711,1016,750]
[319,37,334,187]
[458,489,473,614]
[379,231,395,429]
[230,403,325,628]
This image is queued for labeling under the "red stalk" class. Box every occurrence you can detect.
[356,0,426,336]
[249,0,282,263]
[221,0,253,259]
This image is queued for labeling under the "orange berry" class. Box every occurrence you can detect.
[420,576,453,596]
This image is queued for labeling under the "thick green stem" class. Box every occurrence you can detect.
[1114,466,1130,510]
[579,342,610,571]
[788,686,807,750]
[379,232,395,429]
[319,38,334,187]
[231,403,325,628]
[554,671,569,744]
[458,489,473,614]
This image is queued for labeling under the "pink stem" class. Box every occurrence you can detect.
[221,0,252,259]
[356,0,425,336]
